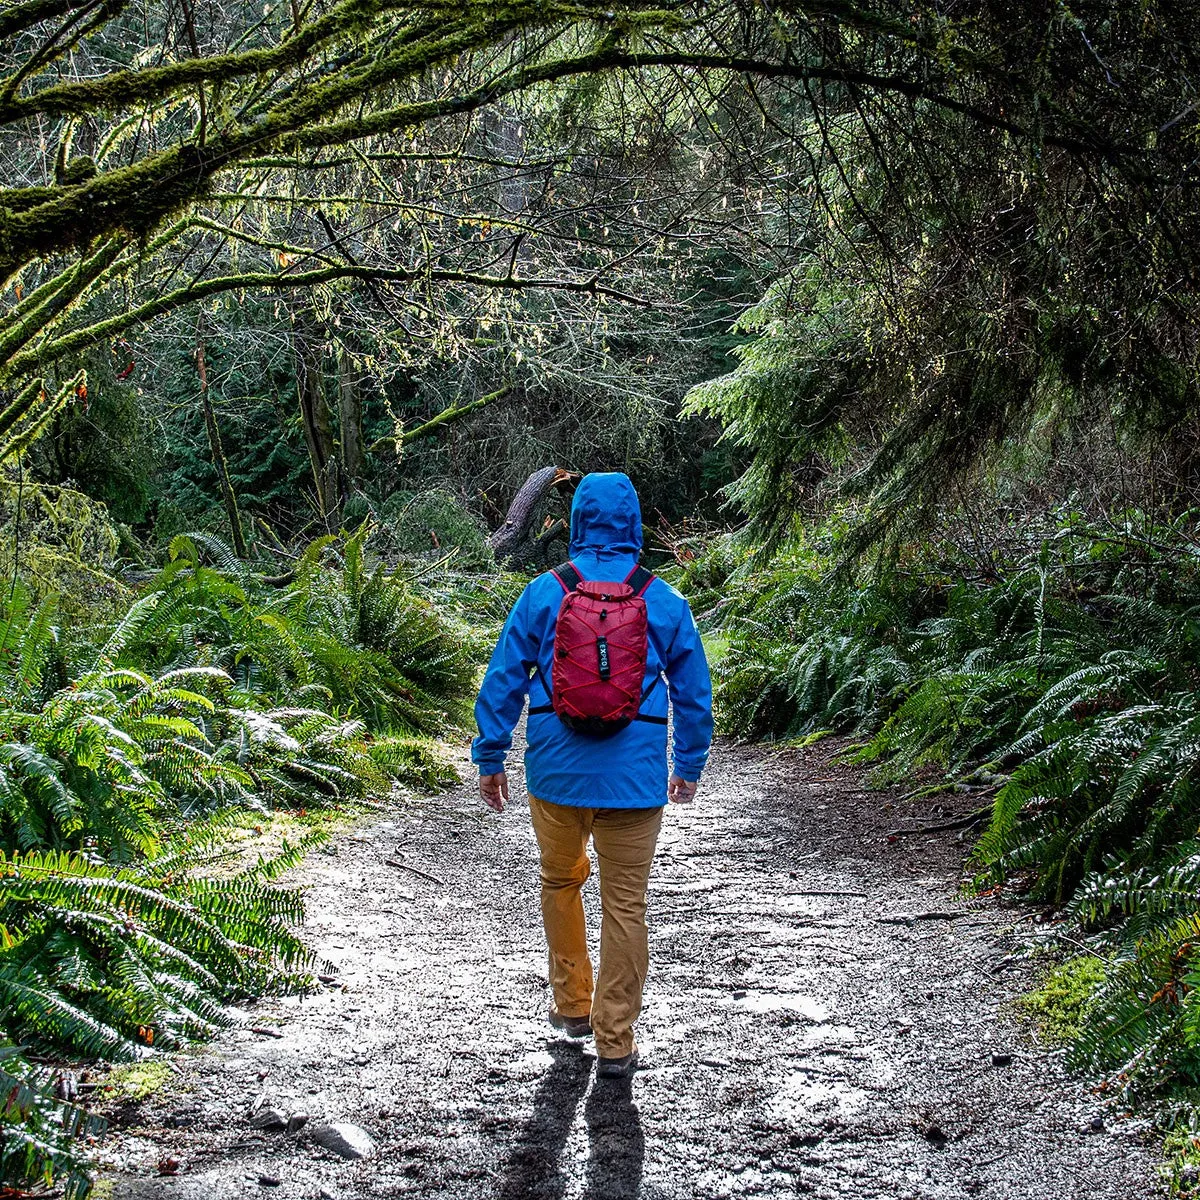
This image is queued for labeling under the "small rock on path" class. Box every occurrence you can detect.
[309,1123,375,1160]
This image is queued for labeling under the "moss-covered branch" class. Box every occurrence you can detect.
[367,385,510,453]
[189,215,344,266]
[0,236,128,366]
[0,11,528,282]
[3,0,1137,295]
[0,371,84,463]
[0,0,658,127]
[0,0,448,125]
[0,0,93,42]
[2,42,1129,286]
[2,262,649,380]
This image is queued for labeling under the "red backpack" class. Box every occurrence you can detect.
[536,561,660,737]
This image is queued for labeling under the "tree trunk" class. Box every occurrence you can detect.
[488,464,575,565]
[196,331,247,558]
[338,344,364,484]
[292,308,340,529]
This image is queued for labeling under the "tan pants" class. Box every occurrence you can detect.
[528,795,663,1058]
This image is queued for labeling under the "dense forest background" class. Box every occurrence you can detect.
[4,0,1200,1194]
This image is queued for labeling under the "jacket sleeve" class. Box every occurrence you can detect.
[664,598,714,782]
[472,583,539,776]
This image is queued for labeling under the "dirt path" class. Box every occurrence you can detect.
[103,737,1159,1199]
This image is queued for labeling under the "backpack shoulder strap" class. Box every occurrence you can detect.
[551,561,583,594]
[533,563,580,714]
[624,563,655,598]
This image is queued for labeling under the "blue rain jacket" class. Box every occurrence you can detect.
[472,472,713,808]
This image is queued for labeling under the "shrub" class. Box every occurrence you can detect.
[376,488,494,570]
[122,527,480,738]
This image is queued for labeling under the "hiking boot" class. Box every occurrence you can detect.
[548,1007,592,1039]
[596,1047,639,1079]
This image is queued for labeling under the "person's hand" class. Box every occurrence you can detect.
[668,775,698,804]
[479,771,509,813]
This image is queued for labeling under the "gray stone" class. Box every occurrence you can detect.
[249,1108,288,1131]
[310,1122,376,1160]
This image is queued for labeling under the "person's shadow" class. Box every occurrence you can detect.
[495,1042,645,1199]
[584,1074,644,1199]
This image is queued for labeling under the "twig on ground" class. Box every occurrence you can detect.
[878,911,962,926]
[887,806,992,838]
[789,889,869,898]
[899,781,1002,803]
[385,857,446,886]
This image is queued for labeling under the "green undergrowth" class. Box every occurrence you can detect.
[1,1043,104,1200]
[680,507,1200,1126]
[0,520,493,1197]
[1164,1128,1200,1198]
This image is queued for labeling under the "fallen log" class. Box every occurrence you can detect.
[489,465,576,566]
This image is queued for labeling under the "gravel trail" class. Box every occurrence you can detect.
[103,736,1159,1199]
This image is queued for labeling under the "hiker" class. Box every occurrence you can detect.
[473,471,713,1079]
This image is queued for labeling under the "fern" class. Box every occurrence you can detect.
[702,510,1200,1108]
[0,522,486,1199]
[0,1042,104,1200]
[113,528,478,737]
[0,846,317,1059]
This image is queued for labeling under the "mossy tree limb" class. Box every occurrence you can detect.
[1,262,652,384]
[368,386,511,454]
[2,0,1195,490]
[1,17,1135,289]
[0,371,85,464]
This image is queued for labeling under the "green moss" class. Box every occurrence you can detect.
[103,1060,172,1101]
[1020,955,1107,1043]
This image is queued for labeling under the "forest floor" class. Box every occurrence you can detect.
[99,734,1160,1200]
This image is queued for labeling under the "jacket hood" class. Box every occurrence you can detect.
[568,472,643,557]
